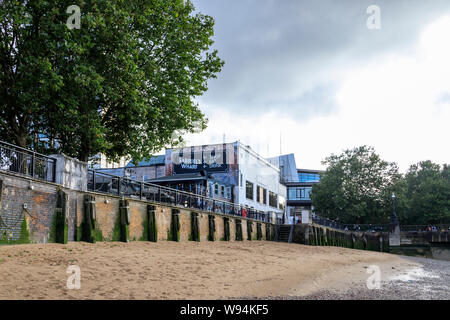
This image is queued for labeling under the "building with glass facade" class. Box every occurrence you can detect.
[285,168,323,224]
[268,154,323,224]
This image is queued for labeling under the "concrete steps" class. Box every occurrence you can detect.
[278,225,292,243]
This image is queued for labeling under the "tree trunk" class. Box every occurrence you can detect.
[14,131,29,148]
[78,151,89,163]
[78,137,90,162]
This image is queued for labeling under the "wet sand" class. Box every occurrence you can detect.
[0,241,446,300]
[293,256,450,300]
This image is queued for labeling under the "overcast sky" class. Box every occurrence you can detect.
[183,0,450,172]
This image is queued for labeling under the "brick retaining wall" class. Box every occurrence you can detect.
[0,172,273,244]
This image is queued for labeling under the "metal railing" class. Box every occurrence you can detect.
[312,215,388,232]
[312,215,450,233]
[400,225,450,232]
[0,141,56,182]
[340,224,388,232]
[87,169,272,223]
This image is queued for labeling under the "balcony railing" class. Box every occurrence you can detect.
[0,141,56,182]
[87,169,272,223]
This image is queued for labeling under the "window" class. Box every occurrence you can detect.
[256,186,267,204]
[221,185,225,197]
[298,172,320,183]
[288,187,312,200]
[226,187,232,200]
[214,184,219,195]
[246,181,254,200]
[269,191,277,208]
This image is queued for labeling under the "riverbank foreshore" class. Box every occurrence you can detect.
[1,242,444,300]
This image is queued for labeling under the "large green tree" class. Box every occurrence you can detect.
[402,161,450,225]
[311,146,403,224]
[0,0,223,161]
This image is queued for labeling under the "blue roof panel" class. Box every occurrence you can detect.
[126,155,165,167]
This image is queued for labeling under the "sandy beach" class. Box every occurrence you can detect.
[0,241,448,300]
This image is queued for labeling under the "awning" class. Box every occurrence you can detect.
[147,173,208,183]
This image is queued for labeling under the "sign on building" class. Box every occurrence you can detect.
[168,144,232,174]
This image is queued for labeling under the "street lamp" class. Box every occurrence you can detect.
[390,192,398,226]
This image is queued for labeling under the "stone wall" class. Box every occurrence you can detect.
[52,154,88,191]
[399,230,449,245]
[0,171,274,244]
[0,172,76,243]
[292,223,389,252]
[83,196,274,243]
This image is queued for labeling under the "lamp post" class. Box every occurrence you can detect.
[390,192,399,229]
[389,192,401,246]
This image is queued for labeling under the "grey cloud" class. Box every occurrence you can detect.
[193,0,450,119]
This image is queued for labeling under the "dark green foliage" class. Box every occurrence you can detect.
[247,221,253,241]
[170,209,180,242]
[208,215,215,241]
[191,212,200,242]
[311,146,449,226]
[223,217,230,241]
[235,220,243,241]
[0,0,224,161]
[311,146,401,225]
[399,161,450,225]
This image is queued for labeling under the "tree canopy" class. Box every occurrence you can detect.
[310,146,402,224]
[401,161,450,225]
[0,0,224,161]
[311,146,450,226]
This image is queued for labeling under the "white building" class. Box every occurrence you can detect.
[236,143,286,217]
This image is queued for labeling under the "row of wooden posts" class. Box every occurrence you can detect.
[307,224,388,252]
[52,193,275,244]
